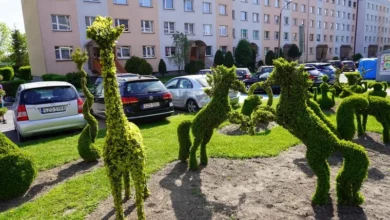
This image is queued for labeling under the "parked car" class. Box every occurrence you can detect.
[165,75,240,112]
[198,68,251,80]
[244,66,323,93]
[257,66,274,73]
[328,60,343,69]
[94,73,138,87]
[341,60,356,72]
[304,63,336,84]
[197,69,212,75]
[92,75,174,120]
[13,81,86,142]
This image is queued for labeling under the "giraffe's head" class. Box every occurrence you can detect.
[71,48,88,73]
[204,65,246,97]
[86,16,124,50]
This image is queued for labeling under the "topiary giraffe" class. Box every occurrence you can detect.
[86,16,149,220]
[266,58,369,205]
[71,48,101,162]
[178,65,246,170]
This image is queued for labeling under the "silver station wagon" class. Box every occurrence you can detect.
[13,81,86,141]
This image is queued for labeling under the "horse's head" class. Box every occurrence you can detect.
[267,58,312,96]
[86,16,124,50]
[204,65,246,97]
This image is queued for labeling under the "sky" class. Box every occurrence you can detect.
[0,0,25,33]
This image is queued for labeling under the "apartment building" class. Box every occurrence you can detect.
[355,0,390,58]
[22,0,363,76]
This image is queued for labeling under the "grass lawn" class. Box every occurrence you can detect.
[0,98,387,219]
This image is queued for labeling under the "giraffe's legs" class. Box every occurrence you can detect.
[131,160,148,220]
[123,172,131,200]
[107,166,124,220]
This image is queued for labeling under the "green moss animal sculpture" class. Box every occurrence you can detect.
[71,48,101,162]
[0,133,37,200]
[87,16,149,220]
[266,58,369,205]
[178,65,246,170]
[313,75,335,109]
[368,81,387,98]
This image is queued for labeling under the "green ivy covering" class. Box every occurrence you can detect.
[71,48,101,162]
[314,75,335,109]
[86,16,149,220]
[0,133,37,200]
[178,65,246,170]
[267,58,369,206]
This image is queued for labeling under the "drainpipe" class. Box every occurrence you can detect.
[353,0,359,55]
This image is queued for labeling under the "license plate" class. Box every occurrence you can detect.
[40,105,66,114]
[143,102,160,109]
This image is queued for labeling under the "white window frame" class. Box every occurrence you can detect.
[184,0,194,11]
[253,30,259,40]
[85,16,96,29]
[241,29,248,38]
[219,4,227,15]
[241,11,247,21]
[55,46,73,61]
[253,13,259,22]
[115,19,129,32]
[219,25,227,36]
[139,0,152,7]
[116,46,131,59]
[203,2,211,14]
[205,46,212,56]
[164,22,175,34]
[143,46,155,58]
[203,24,212,35]
[141,20,153,33]
[51,15,71,31]
[184,23,194,35]
[165,46,176,57]
[113,0,127,4]
[163,0,174,9]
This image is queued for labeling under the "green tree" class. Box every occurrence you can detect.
[124,56,143,73]
[288,44,302,61]
[333,56,339,60]
[352,53,363,62]
[224,51,234,68]
[276,48,284,58]
[9,29,29,71]
[138,60,153,75]
[168,32,190,73]
[158,59,167,77]
[213,50,224,66]
[234,39,252,68]
[0,22,11,60]
[265,50,276,65]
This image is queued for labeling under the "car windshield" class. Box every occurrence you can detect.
[21,86,78,105]
[124,80,166,95]
[318,64,335,70]
[236,70,247,76]
[196,78,209,87]
[262,67,274,73]
[343,62,354,66]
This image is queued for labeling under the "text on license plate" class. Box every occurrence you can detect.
[143,102,160,109]
[40,105,66,114]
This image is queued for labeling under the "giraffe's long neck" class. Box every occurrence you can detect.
[100,48,128,131]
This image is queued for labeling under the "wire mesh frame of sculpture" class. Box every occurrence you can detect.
[86,16,149,220]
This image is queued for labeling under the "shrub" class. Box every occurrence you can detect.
[184,61,197,74]
[287,44,302,61]
[18,66,32,81]
[265,50,276,65]
[42,73,67,81]
[194,60,205,72]
[224,51,234,68]
[368,81,387,98]
[66,72,82,88]
[234,39,252,67]
[344,72,362,86]
[0,67,14,81]
[0,107,7,117]
[138,60,153,75]
[124,56,143,73]
[158,59,167,77]
[2,79,26,97]
[257,60,264,68]
[241,95,262,117]
[314,75,335,110]
[332,56,339,60]
[213,50,224,66]
[352,53,363,62]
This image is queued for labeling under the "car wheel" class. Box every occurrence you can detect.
[186,99,198,113]
[16,129,25,142]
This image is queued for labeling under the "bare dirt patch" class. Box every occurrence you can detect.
[88,132,390,220]
[0,159,103,212]
[218,122,278,136]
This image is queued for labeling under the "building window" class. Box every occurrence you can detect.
[184,23,194,35]
[264,47,270,55]
[116,46,130,59]
[264,14,270,23]
[219,5,227,15]
[253,13,259,22]
[330,35,333,42]
[275,0,279,7]
[264,31,270,40]
[335,47,338,54]
[293,18,297,26]
[115,19,129,32]
[51,15,71,31]
[143,46,155,58]
[301,4,306,12]
[274,15,279,24]
[284,16,289,25]
[232,28,236,38]
[241,29,248,38]
[284,32,288,40]
[85,16,96,29]
[219,25,227,36]
[274,31,279,40]
[164,22,175,34]
[203,24,212,35]
[184,0,194,11]
[84,0,100,2]
[139,0,151,7]
[205,46,212,56]
[220,46,228,54]
[293,33,297,41]
[55,46,73,60]
[264,0,270,6]
[165,46,176,57]
[329,47,332,54]
[141,20,153,33]
[309,47,313,54]
[309,34,313,41]
[253,0,259,4]
[113,0,127,4]
[316,34,320,42]
[241,11,247,21]
[253,30,259,40]
[293,3,297,11]
[163,0,174,9]
[203,2,211,13]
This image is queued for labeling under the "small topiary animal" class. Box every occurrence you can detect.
[266,58,369,206]
[339,72,367,98]
[71,48,101,162]
[314,75,335,110]
[178,65,246,170]
[0,133,37,200]
[368,81,387,98]
[87,16,149,220]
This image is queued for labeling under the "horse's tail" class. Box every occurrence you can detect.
[336,95,369,140]
[248,81,273,106]
[178,120,192,163]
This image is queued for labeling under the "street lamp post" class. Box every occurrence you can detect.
[277,0,293,58]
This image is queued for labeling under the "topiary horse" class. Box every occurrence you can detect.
[266,58,369,205]
[313,75,335,110]
[87,16,149,220]
[178,65,246,170]
[71,48,101,162]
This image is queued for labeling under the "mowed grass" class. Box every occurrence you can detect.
[0,113,300,219]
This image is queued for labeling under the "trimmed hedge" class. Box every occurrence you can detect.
[138,60,153,75]
[314,75,335,109]
[2,79,26,97]
[124,56,143,73]
[42,73,67,82]
[18,66,33,81]
[241,95,262,117]
[368,81,387,98]
[0,67,14,81]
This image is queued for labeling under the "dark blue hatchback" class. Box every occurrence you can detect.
[92,75,174,120]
